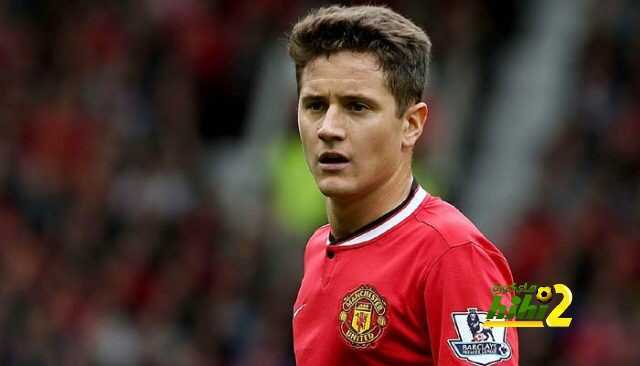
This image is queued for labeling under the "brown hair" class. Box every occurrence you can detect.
[288,5,431,116]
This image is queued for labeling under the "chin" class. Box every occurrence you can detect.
[316,176,357,198]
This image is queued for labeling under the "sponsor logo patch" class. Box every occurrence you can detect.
[448,308,512,365]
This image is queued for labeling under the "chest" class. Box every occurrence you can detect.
[293,244,431,365]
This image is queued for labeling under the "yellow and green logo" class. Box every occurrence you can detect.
[484,283,573,328]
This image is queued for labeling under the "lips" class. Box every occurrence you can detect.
[318,151,350,164]
[318,151,350,171]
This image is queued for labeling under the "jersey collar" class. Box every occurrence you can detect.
[327,180,427,247]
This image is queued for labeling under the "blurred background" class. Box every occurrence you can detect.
[0,0,638,365]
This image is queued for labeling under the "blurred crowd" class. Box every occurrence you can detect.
[506,3,640,365]
[0,0,637,365]
[1,0,298,364]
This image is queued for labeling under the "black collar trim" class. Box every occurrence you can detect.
[328,179,419,245]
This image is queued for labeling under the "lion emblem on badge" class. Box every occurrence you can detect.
[338,285,387,348]
[467,309,495,342]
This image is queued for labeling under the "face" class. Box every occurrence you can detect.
[297,51,425,199]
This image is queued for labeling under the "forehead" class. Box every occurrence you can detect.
[300,51,390,97]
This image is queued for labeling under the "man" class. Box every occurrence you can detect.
[288,5,518,365]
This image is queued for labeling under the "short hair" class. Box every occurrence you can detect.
[288,5,431,116]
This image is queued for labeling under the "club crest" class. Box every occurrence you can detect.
[338,285,387,348]
[447,308,511,365]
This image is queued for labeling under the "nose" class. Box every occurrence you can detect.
[317,105,346,143]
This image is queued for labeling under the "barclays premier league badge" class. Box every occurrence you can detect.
[447,308,511,365]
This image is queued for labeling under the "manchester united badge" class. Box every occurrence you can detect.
[338,285,388,348]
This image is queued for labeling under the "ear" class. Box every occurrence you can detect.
[401,102,428,149]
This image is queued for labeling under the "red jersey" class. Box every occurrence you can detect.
[293,184,519,365]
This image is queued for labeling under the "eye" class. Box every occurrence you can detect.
[305,101,326,112]
[348,102,369,112]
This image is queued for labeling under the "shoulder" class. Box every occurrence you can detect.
[304,224,330,252]
[414,195,486,246]
[307,224,330,243]
[410,195,511,272]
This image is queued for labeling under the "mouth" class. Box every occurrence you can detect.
[318,151,350,171]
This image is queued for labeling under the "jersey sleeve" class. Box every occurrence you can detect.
[423,242,519,365]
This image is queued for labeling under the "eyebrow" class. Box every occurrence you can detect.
[340,94,381,109]
[300,93,380,107]
[300,94,325,103]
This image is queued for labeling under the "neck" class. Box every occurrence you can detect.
[327,169,414,241]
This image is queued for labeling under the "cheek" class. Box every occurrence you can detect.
[354,120,402,169]
[365,120,401,154]
[298,119,313,145]
[298,121,317,161]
